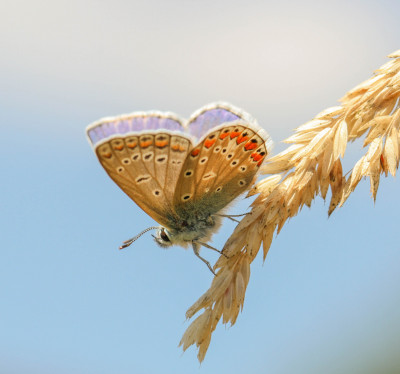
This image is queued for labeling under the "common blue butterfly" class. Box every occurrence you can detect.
[86,103,272,273]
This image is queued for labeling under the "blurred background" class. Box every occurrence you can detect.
[1,0,400,373]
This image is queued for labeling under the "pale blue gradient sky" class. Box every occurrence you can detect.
[1,1,400,373]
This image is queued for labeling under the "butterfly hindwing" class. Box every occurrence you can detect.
[173,121,269,214]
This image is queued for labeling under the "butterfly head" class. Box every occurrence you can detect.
[153,227,173,248]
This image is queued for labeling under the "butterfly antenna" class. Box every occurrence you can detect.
[119,226,161,249]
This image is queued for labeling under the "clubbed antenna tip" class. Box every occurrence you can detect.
[119,226,161,249]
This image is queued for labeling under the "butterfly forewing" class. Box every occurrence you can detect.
[88,114,193,228]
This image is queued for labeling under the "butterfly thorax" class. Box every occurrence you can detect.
[156,214,222,248]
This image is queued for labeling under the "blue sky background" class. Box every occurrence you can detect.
[1,0,400,373]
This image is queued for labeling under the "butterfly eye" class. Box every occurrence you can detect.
[160,229,170,242]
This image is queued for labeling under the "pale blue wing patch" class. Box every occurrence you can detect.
[86,112,185,147]
[187,102,258,140]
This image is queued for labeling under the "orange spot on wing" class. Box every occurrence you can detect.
[127,142,137,149]
[140,140,153,148]
[237,135,249,144]
[251,153,263,162]
[257,158,265,166]
[204,139,216,148]
[191,148,200,157]
[114,145,124,150]
[219,132,230,139]
[103,152,112,158]
[244,142,258,150]
[230,131,241,139]
[171,144,184,152]
[155,140,168,148]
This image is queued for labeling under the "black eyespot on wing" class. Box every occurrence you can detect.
[136,175,151,183]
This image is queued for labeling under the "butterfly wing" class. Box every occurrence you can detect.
[173,104,272,215]
[87,112,193,228]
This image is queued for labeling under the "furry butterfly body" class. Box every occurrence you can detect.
[86,103,272,272]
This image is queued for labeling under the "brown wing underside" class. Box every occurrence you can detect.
[95,133,192,228]
[173,124,268,216]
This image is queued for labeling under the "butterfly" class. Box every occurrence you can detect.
[86,102,272,274]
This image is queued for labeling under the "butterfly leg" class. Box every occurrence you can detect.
[195,241,228,258]
[192,242,216,276]
[214,213,249,223]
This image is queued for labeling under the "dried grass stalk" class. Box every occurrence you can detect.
[180,50,400,362]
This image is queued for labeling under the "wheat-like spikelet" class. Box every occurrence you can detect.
[180,50,400,362]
